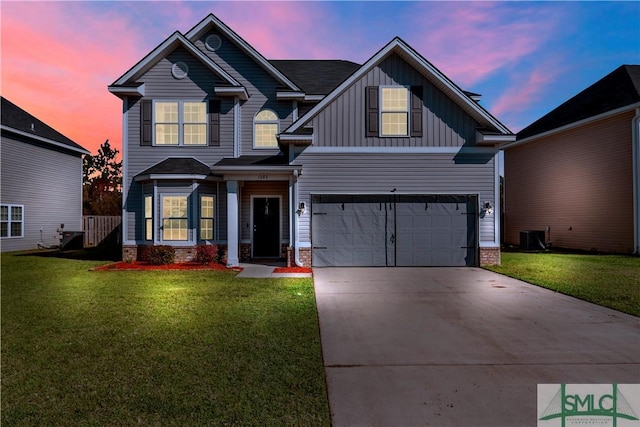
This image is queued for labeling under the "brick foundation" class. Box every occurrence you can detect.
[479,247,501,266]
[123,244,228,264]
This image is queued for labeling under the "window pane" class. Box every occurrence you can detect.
[256,110,278,121]
[201,196,214,217]
[200,219,214,240]
[145,219,153,241]
[184,102,206,123]
[163,196,187,218]
[0,223,7,237]
[145,196,152,217]
[381,87,408,111]
[255,123,278,147]
[156,124,179,145]
[184,124,207,145]
[155,102,178,122]
[381,112,408,136]
[162,219,187,241]
[11,206,22,221]
[11,222,22,237]
[0,206,8,221]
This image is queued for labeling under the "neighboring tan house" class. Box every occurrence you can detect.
[503,65,640,254]
[108,14,514,267]
[1,97,90,252]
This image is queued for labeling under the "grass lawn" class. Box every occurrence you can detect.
[485,252,640,316]
[1,251,330,426]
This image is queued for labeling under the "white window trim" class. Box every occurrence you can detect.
[153,100,208,147]
[199,194,215,241]
[1,204,24,239]
[253,109,280,149]
[379,85,410,137]
[160,194,191,243]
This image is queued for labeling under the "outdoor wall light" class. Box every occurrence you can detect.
[297,201,306,215]
[482,201,494,216]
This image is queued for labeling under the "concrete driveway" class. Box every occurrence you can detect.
[313,267,640,426]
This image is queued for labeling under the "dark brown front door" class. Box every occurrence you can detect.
[252,197,280,258]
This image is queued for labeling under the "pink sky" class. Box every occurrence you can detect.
[1,1,638,155]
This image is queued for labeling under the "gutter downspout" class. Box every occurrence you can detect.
[632,108,640,255]
[293,169,304,267]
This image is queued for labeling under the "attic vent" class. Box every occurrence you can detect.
[30,123,35,132]
[171,62,189,79]
[205,34,222,51]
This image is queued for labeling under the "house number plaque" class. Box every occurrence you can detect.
[257,173,268,180]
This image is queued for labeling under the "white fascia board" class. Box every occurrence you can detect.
[185,14,301,92]
[214,165,301,173]
[502,102,640,150]
[134,174,209,182]
[303,95,324,102]
[476,130,516,145]
[111,32,240,87]
[286,37,511,136]
[276,91,306,101]
[215,86,249,101]
[302,146,496,154]
[108,83,145,97]
[1,125,90,155]
[278,134,313,143]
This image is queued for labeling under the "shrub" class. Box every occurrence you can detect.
[194,244,217,264]
[141,245,175,265]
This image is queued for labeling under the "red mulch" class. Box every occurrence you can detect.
[93,261,242,272]
[273,266,313,273]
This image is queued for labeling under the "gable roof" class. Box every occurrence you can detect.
[109,31,241,91]
[270,60,361,95]
[284,37,513,136]
[517,65,640,140]
[0,97,89,155]
[184,14,301,92]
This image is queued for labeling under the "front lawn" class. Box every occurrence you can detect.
[485,252,640,316]
[1,252,329,426]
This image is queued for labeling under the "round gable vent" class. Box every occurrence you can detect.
[172,61,189,79]
[205,34,222,51]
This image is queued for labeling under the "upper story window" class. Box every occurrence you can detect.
[154,101,207,146]
[254,109,279,148]
[1,204,24,238]
[380,87,409,136]
[365,86,423,138]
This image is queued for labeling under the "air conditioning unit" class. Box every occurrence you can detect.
[520,230,545,250]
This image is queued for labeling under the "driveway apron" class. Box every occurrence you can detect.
[313,267,640,426]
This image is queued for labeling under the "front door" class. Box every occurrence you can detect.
[252,197,280,258]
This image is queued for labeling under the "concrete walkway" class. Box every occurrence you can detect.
[235,262,312,278]
[313,267,640,426]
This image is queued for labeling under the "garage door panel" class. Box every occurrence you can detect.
[312,194,477,267]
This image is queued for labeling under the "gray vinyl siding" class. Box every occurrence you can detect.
[192,31,295,155]
[295,152,496,244]
[240,181,290,243]
[309,53,478,148]
[1,136,83,252]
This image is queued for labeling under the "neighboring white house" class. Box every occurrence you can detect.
[1,97,89,252]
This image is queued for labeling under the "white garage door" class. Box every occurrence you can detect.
[311,194,477,267]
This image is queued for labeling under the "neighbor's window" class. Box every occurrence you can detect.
[0,204,24,238]
[200,195,215,240]
[162,196,188,241]
[380,87,409,136]
[155,101,207,146]
[144,195,153,241]
[254,109,279,148]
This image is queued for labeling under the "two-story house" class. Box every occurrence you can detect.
[109,14,514,267]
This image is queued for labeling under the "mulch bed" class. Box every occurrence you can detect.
[93,261,242,272]
[273,266,313,273]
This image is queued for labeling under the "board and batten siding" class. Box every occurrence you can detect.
[192,31,295,155]
[294,152,496,244]
[504,110,634,253]
[309,53,478,148]
[1,136,83,252]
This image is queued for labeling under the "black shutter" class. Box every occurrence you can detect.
[141,100,152,146]
[410,86,423,137]
[365,86,379,137]
[209,99,221,146]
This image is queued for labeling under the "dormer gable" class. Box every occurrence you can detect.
[109,31,245,99]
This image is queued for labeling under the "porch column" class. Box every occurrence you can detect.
[226,180,240,267]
